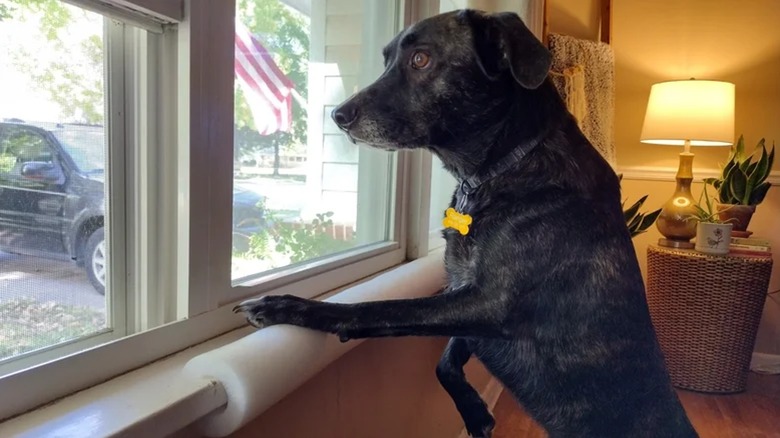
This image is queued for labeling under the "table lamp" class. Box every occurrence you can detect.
[640,79,735,248]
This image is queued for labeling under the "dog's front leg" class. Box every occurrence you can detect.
[233,287,508,341]
[437,337,495,438]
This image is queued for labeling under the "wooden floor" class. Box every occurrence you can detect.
[492,373,780,438]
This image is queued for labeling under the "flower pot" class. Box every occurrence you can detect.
[695,222,732,255]
[717,204,756,232]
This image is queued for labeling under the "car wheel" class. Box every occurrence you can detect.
[85,227,106,295]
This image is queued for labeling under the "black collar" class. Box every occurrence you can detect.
[455,137,542,212]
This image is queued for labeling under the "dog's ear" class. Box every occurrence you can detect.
[459,10,551,89]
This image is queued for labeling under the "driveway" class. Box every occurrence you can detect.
[0,251,104,310]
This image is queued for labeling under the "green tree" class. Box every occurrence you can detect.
[236,0,309,177]
[3,0,104,124]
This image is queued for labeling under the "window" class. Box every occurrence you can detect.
[0,0,418,421]
[0,3,115,367]
[231,0,401,285]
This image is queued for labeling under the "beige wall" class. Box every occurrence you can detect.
[224,337,492,438]
[613,0,780,171]
[548,0,601,42]
[548,0,780,354]
[612,0,780,355]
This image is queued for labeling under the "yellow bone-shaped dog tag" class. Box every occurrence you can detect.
[443,207,473,236]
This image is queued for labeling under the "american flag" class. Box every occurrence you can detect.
[235,21,294,135]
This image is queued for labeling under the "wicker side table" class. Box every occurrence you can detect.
[646,245,773,393]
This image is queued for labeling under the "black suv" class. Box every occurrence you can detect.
[0,121,265,294]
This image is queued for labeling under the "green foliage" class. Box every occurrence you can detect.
[619,174,661,238]
[0,154,14,172]
[273,212,354,263]
[0,2,14,21]
[237,208,355,265]
[242,229,272,260]
[2,0,71,38]
[623,195,662,238]
[5,0,104,123]
[691,184,730,224]
[704,135,775,206]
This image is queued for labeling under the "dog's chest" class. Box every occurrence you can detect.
[441,188,493,289]
[443,226,480,290]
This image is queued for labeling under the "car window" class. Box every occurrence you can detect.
[52,128,105,174]
[0,126,54,177]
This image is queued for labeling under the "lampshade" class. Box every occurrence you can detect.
[640,80,735,146]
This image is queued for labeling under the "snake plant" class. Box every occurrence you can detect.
[704,135,775,205]
[619,174,662,238]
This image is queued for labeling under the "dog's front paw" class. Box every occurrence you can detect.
[233,294,310,329]
[465,412,495,438]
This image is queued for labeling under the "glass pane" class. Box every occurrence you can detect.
[0,3,108,362]
[232,0,397,281]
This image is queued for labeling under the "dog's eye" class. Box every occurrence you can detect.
[410,51,431,70]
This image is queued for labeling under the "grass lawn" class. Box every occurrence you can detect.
[0,298,106,361]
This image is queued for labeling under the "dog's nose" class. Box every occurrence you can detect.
[331,103,358,129]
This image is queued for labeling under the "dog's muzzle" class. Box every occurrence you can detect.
[331,101,359,144]
[331,101,358,130]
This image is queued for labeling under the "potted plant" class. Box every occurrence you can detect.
[619,174,662,238]
[691,185,733,255]
[704,135,775,236]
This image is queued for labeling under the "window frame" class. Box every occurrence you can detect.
[224,0,409,301]
[0,16,128,378]
[0,0,438,421]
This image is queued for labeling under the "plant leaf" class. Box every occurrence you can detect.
[627,213,643,231]
[751,145,769,185]
[637,208,661,232]
[719,164,736,203]
[728,168,748,204]
[692,205,713,222]
[749,181,772,205]
[722,158,736,181]
[745,160,759,179]
[735,134,746,162]
[703,183,715,214]
[739,155,752,172]
[623,195,647,222]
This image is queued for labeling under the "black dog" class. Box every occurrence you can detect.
[235,10,697,438]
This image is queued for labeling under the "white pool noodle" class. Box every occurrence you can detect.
[183,252,446,437]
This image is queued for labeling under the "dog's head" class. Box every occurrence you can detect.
[331,10,552,151]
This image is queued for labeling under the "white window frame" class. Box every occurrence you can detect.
[224,0,408,302]
[0,16,130,378]
[0,0,438,422]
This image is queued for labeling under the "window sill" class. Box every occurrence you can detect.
[0,250,445,437]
